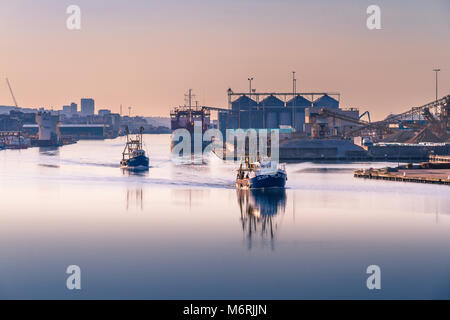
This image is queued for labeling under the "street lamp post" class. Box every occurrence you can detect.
[433,68,440,101]
[292,71,296,94]
[248,77,253,95]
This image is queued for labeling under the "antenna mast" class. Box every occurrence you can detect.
[184,89,196,109]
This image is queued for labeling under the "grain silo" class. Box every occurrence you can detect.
[313,94,339,109]
[259,95,284,129]
[286,95,312,131]
[231,95,258,129]
[231,95,257,112]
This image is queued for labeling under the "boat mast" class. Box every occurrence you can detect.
[188,89,192,123]
[184,89,196,123]
[123,126,130,160]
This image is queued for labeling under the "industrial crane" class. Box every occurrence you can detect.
[344,95,450,139]
[5,78,19,108]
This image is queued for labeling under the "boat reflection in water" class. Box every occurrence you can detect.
[237,188,287,250]
[121,169,148,212]
[38,146,60,155]
[121,168,149,177]
[126,188,144,212]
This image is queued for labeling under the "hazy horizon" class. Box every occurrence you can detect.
[1,0,449,120]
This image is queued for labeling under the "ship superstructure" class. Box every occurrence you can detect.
[170,89,211,134]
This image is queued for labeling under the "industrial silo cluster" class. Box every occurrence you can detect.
[218,92,340,135]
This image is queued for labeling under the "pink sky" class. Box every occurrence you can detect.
[0,0,449,120]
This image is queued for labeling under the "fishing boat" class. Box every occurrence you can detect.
[236,158,287,189]
[120,127,149,170]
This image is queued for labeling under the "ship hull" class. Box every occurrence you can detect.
[170,134,212,152]
[236,170,287,190]
[121,155,149,170]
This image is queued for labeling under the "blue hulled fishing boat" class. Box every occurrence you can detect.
[120,127,149,171]
[236,159,287,190]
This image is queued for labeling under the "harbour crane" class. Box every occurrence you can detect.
[5,78,19,108]
[344,95,450,139]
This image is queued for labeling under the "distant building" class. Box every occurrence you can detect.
[120,116,148,133]
[70,102,77,114]
[304,107,359,138]
[59,124,105,139]
[62,104,77,116]
[0,110,36,131]
[0,114,21,131]
[9,110,36,124]
[103,113,121,137]
[98,109,111,117]
[0,105,19,115]
[23,124,106,139]
[81,98,95,116]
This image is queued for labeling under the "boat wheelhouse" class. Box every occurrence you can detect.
[236,158,287,189]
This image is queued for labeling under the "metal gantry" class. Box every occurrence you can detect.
[344,95,450,138]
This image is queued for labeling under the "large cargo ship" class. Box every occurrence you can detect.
[170,89,211,153]
[170,89,210,133]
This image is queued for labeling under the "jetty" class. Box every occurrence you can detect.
[354,155,450,185]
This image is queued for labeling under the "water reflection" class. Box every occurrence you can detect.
[171,189,210,210]
[126,188,144,211]
[38,146,60,156]
[37,164,60,168]
[237,189,287,250]
[2,134,450,299]
[121,168,149,177]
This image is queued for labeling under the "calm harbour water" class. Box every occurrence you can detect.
[0,134,449,299]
